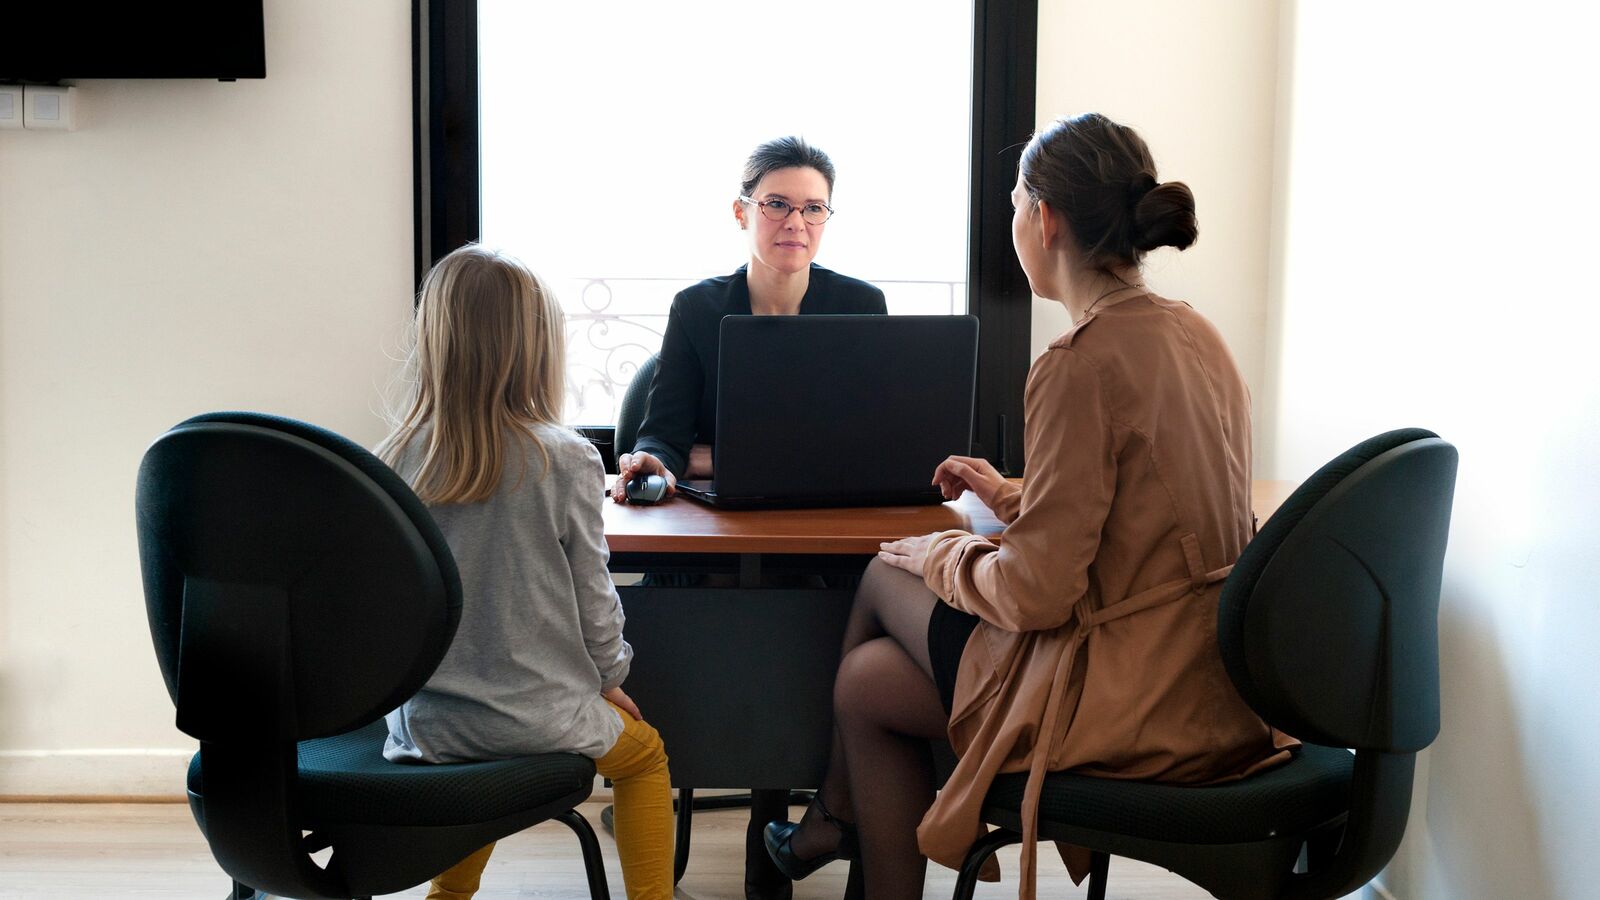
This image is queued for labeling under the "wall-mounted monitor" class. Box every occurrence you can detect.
[0,2,265,82]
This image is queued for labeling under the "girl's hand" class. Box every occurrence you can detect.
[603,686,642,721]
[878,533,938,578]
[932,455,1007,506]
[611,451,677,503]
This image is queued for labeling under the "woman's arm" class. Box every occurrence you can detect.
[923,348,1115,632]
[932,455,1022,523]
[630,298,702,479]
[565,442,633,689]
[610,442,711,503]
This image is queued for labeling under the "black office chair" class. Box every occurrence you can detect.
[613,352,660,463]
[951,427,1458,900]
[136,412,610,900]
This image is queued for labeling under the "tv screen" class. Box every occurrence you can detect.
[0,2,265,81]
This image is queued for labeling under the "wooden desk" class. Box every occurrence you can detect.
[602,487,1005,554]
[603,479,1294,553]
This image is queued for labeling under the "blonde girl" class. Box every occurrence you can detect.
[377,244,673,900]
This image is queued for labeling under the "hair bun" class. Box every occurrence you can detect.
[1126,172,1158,204]
[1132,180,1198,252]
[1020,113,1198,267]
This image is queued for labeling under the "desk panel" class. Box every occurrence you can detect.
[618,586,852,788]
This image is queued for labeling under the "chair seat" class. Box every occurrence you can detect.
[984,744,1353,845]
[188,720,597,828]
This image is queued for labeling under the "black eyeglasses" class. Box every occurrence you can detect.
[739,195,834,225]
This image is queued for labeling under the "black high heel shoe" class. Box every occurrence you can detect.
[762,797,859,881]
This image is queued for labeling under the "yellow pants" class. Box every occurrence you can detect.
[426,702,674,900]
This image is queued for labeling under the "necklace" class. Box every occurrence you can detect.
[1083,281,1147,316]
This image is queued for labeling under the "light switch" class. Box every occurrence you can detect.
[0,86,22,130]
[23,85,76,131]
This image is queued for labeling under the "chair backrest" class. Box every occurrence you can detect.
[613,353,660,460]
[138,412,465,896]
[1217,428,1459,898]
[137,411,462,745]
[1218,428,1456,753]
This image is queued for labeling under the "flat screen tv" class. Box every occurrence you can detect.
[0,2,265,81]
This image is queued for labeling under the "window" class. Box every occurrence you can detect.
[416,0,1036,470]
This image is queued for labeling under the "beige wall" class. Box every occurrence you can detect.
[0,0,413,792]
[1266,3,1598,898]
[1031,0,1282,468]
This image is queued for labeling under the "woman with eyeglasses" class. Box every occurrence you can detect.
[610,136,886,502]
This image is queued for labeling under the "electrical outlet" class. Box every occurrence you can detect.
[0,86,23,130]
[23,85,75,131]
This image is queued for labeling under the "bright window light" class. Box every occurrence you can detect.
[480,0,973,424]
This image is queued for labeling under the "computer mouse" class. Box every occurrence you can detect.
[625,473,669,505]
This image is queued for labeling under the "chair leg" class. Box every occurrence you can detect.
[1304,821,1343,873]
[951,829,1021,900]
[844,859,866,900]
[1086,850,1110,900]
[675,787,694,884]
[630,786,806,885]
[556,808,612,900]
[667,787,816,885]
[746,788,792,898]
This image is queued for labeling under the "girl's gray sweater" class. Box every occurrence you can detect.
[384,424,631,762]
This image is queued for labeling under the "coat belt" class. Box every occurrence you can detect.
[1012,531,1233,900]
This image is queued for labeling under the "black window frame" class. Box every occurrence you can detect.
[413,0,1036,474]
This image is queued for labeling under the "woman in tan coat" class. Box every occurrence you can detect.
[763,113,1296,899]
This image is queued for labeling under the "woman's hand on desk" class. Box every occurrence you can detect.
[933,455,1008,506]
[612,451,677,504]
[878,533,937,578]
[603,686,643,721]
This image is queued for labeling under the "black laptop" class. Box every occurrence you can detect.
[676,314,979,509]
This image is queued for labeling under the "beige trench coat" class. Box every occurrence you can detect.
[920,295,1297,898]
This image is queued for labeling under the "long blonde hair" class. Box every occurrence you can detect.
[377,245,567,504]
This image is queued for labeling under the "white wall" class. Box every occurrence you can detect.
[1038,2,1600,897]
[1267,3,1599,899]
[0,0,1288,799]
[6,9,1596,899]
[0,0,413,793]
[1032,0,1282,458]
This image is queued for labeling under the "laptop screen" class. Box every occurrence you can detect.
[710,315,978,504]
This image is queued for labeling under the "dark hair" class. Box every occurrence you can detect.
[1019,113,1197,270]
[740,136,837,198]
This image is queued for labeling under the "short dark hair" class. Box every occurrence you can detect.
[1020,113,1197,271]
[740,136,837,198]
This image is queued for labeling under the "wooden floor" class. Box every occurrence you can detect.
[0,800,1217,899]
